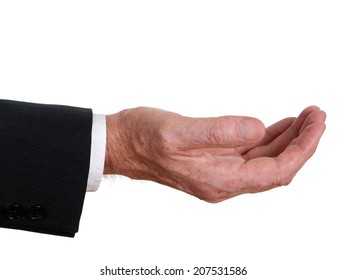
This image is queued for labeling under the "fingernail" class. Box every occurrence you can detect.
[240,119,263,141]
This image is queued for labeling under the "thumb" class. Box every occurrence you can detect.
[175,116,265,149]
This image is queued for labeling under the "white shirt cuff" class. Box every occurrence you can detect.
[86,114,106,192]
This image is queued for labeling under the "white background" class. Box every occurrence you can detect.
[0,1,346,279]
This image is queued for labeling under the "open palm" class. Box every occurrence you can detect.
[105,106,326,202]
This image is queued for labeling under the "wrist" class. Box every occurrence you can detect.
[103,112,126,175]
[103,109,148,178]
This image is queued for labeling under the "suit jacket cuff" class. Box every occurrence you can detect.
[0,99,92,237]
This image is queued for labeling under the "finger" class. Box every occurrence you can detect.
[174,115,265,149]
[236,120,326,194]
[299,109,327,135]
[237,117,295,155]
[243,106,321,159]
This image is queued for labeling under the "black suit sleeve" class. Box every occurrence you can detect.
[0,99,92,237]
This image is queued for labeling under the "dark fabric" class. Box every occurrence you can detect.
[0,99,92,237]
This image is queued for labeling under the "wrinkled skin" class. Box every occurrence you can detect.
[104,106,326,202]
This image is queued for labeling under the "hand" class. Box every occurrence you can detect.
[104,106,326,202]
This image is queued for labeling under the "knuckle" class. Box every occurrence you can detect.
[206,119,226,145]
[156,124,175,152]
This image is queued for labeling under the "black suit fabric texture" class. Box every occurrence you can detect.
[0,99,92,237]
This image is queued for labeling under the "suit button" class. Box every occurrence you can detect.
[26,205,45,220]
[3,204,23,220]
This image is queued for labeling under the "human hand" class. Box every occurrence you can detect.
[104,106,326,202]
